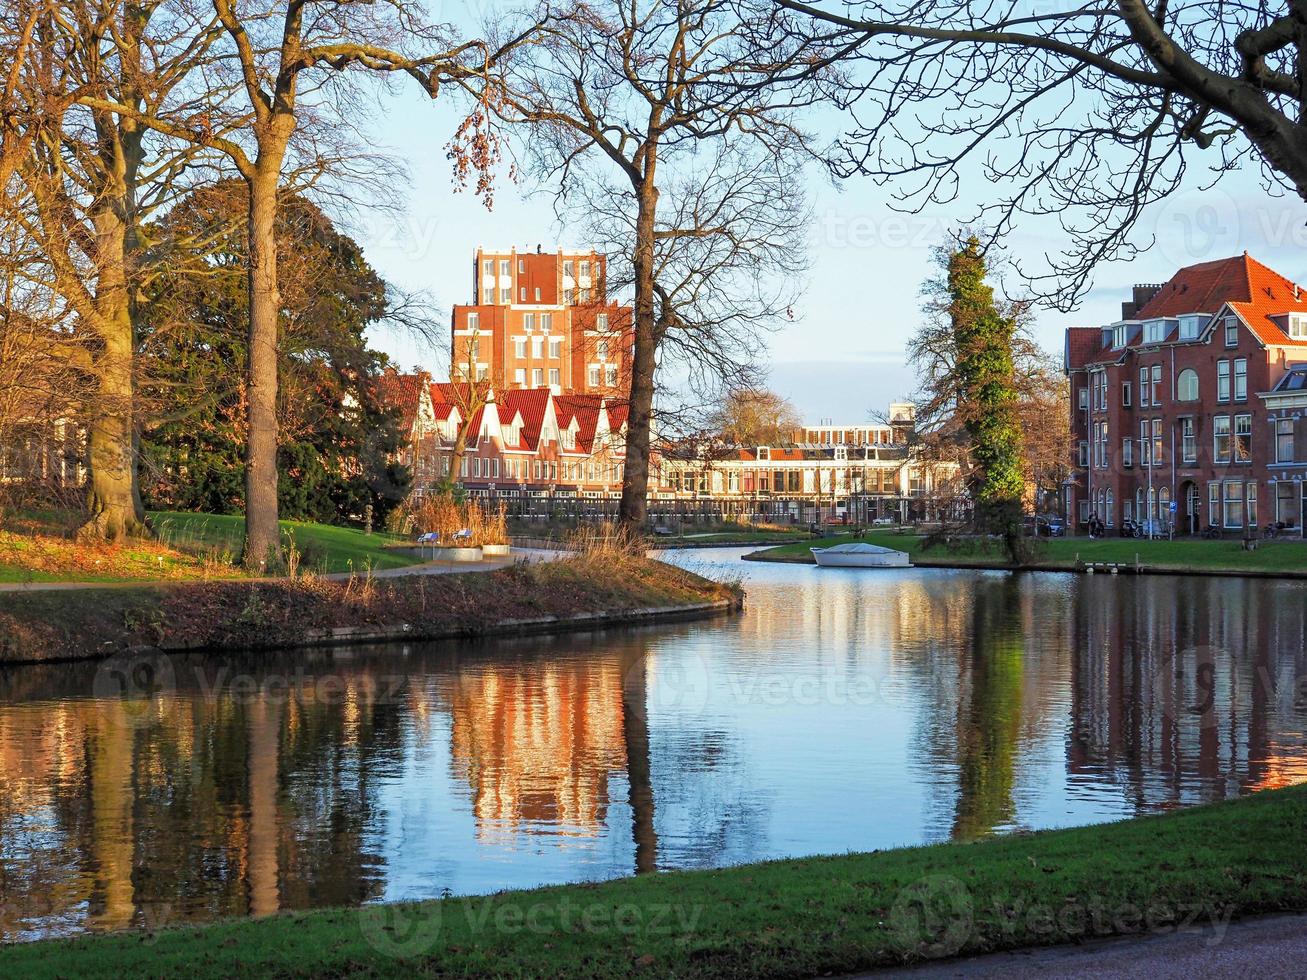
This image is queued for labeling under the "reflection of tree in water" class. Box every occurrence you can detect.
[951,576,1024,840]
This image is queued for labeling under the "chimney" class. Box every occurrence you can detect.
[1121,283,1163,320]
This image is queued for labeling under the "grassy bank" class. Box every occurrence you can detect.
[0,554,739,663]
[752,530,1307,574]
[5,784,1307,979]
[0,511,419,584]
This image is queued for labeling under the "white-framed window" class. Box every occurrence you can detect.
[1112,324,1128,349]
[514,339,527,358]
[1234,358,1247,401]
[1217,360,1231,402]
[1139,367,1150,407]
[520,287,526,301]
[579,259,590,278]
[596,313,609,331]
[499,287,511,303]
[1144,320,1166,343]
[532,368,544,386]
[1209,482,1220,527]
[548,368,560,388]
[1225,318,1239,347]
[598,339,610,360]
[605,365,618,386]
[1150,364,1163,404]
[534,287,541,302]
[588,366,601,387]
[476,366,488,381]
[1078,387,1089,410]
[499,259,510,276]
[563,260,574,278]
[467,311,479,331]
[1151,418,1164,465]
[549,339,562,359]
[483,259,494,276]
[541,313,553,331]
[531,336,543,358]
[1276,481,1298,523]
[1234,414,1252,462]
[1276,418,1295,463]
[1179,315,1202,340]
[564,289,575,305]
[1289,313,1307,339]
[518,259,525,273]
[514,368,526,385]
[1177,369,1199,402]
[483,287,494,303]
[1139,419,1151,465]
[1213,415,1231,462]
[1181,417,1196,463]
[523,313,534,330]
[1122,381,1132,407]
[1224,480,1245,528]
[1122,437,1133,468]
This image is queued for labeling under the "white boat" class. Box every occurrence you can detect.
[811,542,912,568]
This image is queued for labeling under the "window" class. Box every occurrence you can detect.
[1105,489,1115,526]
[549,339,562,359]
[1150,364,1163,404]
[1078,387,1089,410]
[493,459,500,478]
[564,289,575,305]
[563,260,574,278]
[580,289,591,303]
[1276,418,1295,463]
[1151,418,1164,465]
[1217,360,1231,401]
[1234,414,1252,462]
[1124,499,1134,523]
[1209,483,1220,527]
[606,365,618,386]
[531,336,543,358]
[1177,369,1199,402]
[579,260,590,278]
[541,313,553,332]
[1179,315,1202,340]
[514,368,526,385]
[518,259,525,273]
[1112,324,1128,349]
[596,313,609,331]
[1289,314,1307,339]
[500,287,511,303]
[1234,358,1247,400]
[1139,367,1150,407]
[1139,419,1151,465]
[597,339,609,360]
[520,287,526,301]
[467,337,480,360]
[499,259,510,276]
[483,287,494,303]
[1078,440,1089,467]
[1224,481,1244,528]
[1122,382,1132,407]
[1122,437,1133,468]
[1095,372,1108,410]
[476,365,488,381]
[1213,415,1231,462]
[1225,318,1239,347]
[514,339,527,358]
[467,312,479,331]
[532,368,543,386]
[1181,417,1196,463]
[483,259,494,276]
[1276,482,1298,524]
[472,457,481,478]
[1144,320,1168,343]
[534,287,541,302]
[523,313,534,330]
[548,368,560,388]
[1248,483,1257,525]
[588,366,601,387]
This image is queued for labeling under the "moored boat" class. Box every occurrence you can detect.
[810,542,912,568]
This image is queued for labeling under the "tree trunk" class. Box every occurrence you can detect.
[447,424,471,490]
[244,166,283,571]
[618,183,659,533]
[80,205,144,542]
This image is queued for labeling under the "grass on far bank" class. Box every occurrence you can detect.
[5,783,1307,979]
[754,529,1307,574]
[0,510,420,585]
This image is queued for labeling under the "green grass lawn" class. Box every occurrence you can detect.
[150,511,417,574]
[5,784,1307,979]
[755,530,1307,574]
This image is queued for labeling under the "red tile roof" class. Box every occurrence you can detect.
[1064,327,1103,372]
[496,388,553,450]
[1134,254,1307,346]
[555,395,602,453]
[375,370,428,432]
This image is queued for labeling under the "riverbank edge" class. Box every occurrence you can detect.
[742,547,1307,580]
[4,784,1307,979]
[0,561,743,666]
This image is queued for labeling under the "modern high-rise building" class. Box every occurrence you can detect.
[450,246,633,396]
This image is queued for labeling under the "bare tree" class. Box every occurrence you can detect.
[493,0,836,532]
[781,0,1307,305]
[710,386,803,446]
[81,0,528,569]
[441,331,505,492]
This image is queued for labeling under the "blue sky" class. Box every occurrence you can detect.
[355,68,1307,425]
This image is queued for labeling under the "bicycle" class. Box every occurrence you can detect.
[1201,525,1222,540]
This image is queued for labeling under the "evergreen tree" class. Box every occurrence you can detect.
[138,183,409,526]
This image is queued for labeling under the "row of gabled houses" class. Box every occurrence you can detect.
[377,370,634,500]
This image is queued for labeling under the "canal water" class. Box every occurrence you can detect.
[2,549,1306,939]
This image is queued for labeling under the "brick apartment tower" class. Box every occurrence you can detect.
[450,247,633,397]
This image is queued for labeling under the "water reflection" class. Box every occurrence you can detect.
[2,553,1306,940]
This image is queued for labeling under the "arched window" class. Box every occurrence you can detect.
[1105,489,1114,526]
[1177,368,1200,402]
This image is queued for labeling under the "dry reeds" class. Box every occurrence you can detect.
[412,496,508,547]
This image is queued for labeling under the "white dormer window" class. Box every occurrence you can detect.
[1112,324,1128,349]
[1143,320,1166,344]
[1178,315,1202,340]
[1289,313,1307,339]
[1225,317,1239,347]
[757,446,770,461]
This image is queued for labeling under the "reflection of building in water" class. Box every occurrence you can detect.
[1069,576,1307,807]
[443,659,629,838]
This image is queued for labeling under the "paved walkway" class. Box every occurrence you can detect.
[0,548,565,593]
[858,911,1307,979]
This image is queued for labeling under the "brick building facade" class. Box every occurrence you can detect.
[1064,254,1307,536]
[450,247,633,396]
